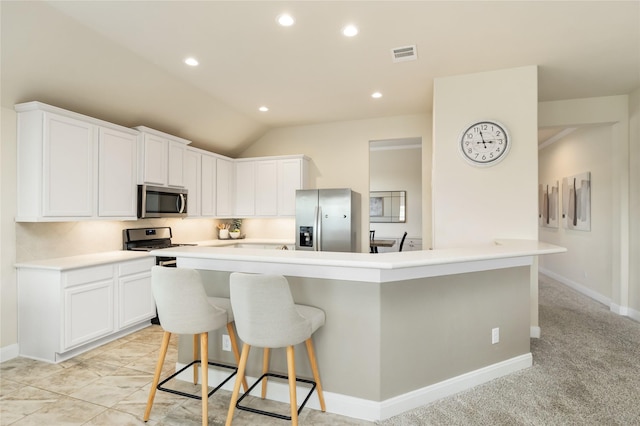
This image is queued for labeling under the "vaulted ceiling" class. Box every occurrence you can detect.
[2,1,638,156]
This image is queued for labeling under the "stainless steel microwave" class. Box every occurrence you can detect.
[137,185,188,218]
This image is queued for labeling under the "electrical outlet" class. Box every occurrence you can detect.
[222,334,231,351]
[491,327,500,344]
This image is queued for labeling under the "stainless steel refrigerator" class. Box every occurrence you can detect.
[296,188,360,252]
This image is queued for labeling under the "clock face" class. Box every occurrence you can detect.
[459,120,510,166]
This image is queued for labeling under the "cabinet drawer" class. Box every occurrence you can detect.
[64,265,113,288]
[119,257,154,276]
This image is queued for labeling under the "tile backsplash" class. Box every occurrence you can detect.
[15,217,296,262]
[15,218,218,262]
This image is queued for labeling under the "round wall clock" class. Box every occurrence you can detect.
[459,120,510,167]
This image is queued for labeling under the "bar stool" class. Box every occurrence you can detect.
[144,266,244,426]
[225,272,326,426]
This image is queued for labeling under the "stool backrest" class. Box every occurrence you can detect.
[151,266,227,335]
[230,273,311,348]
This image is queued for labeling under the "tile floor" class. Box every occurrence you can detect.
[0,325,374,425]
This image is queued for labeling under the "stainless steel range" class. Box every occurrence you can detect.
[123,226,195,324]
[123,226,193,267]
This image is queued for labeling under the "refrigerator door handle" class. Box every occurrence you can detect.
[315,206,321,251]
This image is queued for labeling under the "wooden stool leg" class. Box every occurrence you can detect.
[286,345,298,426]
[305,338,326,412]
[193,334,199,385]
[144,331,171,421]
[226,322,248,391]
[261,347,271,399]
[200,333,209,426]
[225,343,251,426]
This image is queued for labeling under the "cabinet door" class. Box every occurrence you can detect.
[141,133,167,186]
[183,149,201,217]
[216,158,234,217]
[167,141,185,187]
[235,161,256,216]
[43,113,95,217]
[278,159,305,216]
[201,154,217,216]
[118,271,154,329]
[64,279,114,350]
[98,127,137,217]
[255,160,278,216]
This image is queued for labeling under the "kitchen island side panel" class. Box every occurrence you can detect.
[380,266,531,399]
[193,267,530,402]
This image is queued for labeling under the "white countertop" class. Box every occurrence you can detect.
[153,239,566,282]
[12,238,294,271]
[15,251,152,271]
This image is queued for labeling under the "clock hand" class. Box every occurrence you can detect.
[479,131,488,148]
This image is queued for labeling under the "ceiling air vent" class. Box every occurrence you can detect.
[391,45,417,63]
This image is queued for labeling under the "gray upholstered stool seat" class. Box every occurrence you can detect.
[225,272,326,426]
[144,267,245,426]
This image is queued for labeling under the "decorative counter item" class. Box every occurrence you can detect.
[230,218,243,239]
[217,223,230,239]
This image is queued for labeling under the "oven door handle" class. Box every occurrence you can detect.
[158,259,177,267]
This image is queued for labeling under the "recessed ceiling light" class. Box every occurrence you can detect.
[184,57,199,66]
[371,92,383,99]
[259,106,269,112]
[342,24,358,37]
[277,14,295,27]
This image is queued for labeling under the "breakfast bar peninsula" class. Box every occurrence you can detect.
[152,240,565,421]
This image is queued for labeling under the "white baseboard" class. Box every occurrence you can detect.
[175,353,532,422]
[0,344,19,363]
[539,268,612,306]
[628,306,640,322]
[539,269,639,324]
[530,326,541,338]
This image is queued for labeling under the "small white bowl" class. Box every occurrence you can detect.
[230,231,241,239]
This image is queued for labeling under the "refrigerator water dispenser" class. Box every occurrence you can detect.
[299,226,313,247]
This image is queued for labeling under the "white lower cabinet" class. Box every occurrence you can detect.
[17,256,155,363]
[118,259,155,329]
[64,276,115,349]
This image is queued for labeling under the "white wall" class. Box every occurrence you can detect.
[369,145,422,240]
[432,66,539,248]
[630,88,640,313]
[538,125,613,300]
[539,95,633,318]
[1,107,18,357]
[239,114,433,251]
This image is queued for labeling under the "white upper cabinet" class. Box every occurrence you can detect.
[233,156,309,218]
[216,158,234,217]
[15,102,310,222]
[235,160,256,216]
[168,140,186,187]
[135,126,191,188]
[15,102,138,222]
[138,132,166,186]
[183,148,202,217]
[278,157,309,216]
[200,152,218,217]
[255,160,278,216]
[98,127,138,218]
[42,113,95,218]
